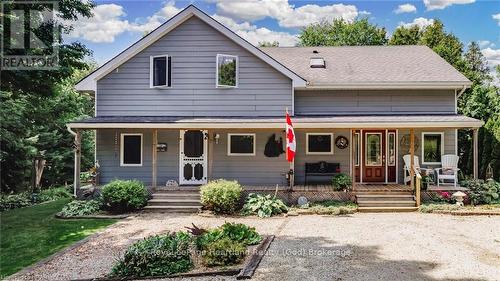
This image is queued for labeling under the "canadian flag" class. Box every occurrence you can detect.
[285,111,296,162]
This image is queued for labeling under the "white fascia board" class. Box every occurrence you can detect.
[75,5,305,92]
[299,81,472,90]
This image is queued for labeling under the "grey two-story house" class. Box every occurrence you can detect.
[69,5,482,209]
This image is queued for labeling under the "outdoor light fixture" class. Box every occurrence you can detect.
[214,133,220,144]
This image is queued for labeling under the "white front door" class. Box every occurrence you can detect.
[179,130,208,185]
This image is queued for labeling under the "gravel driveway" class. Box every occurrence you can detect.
[7,213,500,281]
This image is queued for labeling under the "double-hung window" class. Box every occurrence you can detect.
[422,132,444,164]
[120,133,143,166]
[228,133,255,156]
[216,54,238,88]
[150,55,171,88]
[306,133,334,155]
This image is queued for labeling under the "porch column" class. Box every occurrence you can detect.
[409,129,415,188]
[473,128,479,179]
[152,129,158,187]
[73,129,81,197]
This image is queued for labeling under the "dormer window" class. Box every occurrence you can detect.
[150,54,171,88]
[310,57,325,68]
[217,54,238,88]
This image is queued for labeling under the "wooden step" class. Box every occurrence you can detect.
[358,201,416,207]
[143,205,201,213]
[356,194,415,201]
[358,206,418,213]
[354,191,413,195]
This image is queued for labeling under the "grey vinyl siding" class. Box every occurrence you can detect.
[211,130,289,185]
[294,129,351,185]
[397,128,456,183]
[96,16,292,117]
[295,90,456,115]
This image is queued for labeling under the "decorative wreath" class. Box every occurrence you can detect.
[335,136,349,149]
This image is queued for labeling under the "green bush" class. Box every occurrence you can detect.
[242,193,288,218]
[200,179,242,214]
[111,232,193,277]
[196,222,261,250]
[331,174,352,191]
[201,238,246,267]
[0,192,33,211]
[461,179,499,205]
[57,199,102,217]
[101,180,148,213]
[38,186,72,202]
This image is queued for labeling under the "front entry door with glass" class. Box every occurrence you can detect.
[363,131,386,182]
[179,130,208,185]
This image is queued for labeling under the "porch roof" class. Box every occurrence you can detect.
[67,114,483,129]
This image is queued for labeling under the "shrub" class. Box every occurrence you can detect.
[200,179,242,214]
[201,238,246,267]
[462,179,499,205]
[419,203,461,213]
[57,199,102,217]
[242,193,288,218]
[38,186,72,202]
[111,232,193,277]
[305,200,358,215]
[101,180,148,213]
[0,192,32,211]
[196,222,261,251]
[331,174,352,191]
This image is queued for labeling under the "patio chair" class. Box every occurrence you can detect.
[435,155,460,188]
[403,155,433,185]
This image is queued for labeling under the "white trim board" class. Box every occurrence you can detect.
[227,133,256,156]
[306,132,334,155]
[421,132,445,165]
[120,133,143,167]
[75,5,305,92]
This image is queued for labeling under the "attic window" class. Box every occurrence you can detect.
[310,57,325,68]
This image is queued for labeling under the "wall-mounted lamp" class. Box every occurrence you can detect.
[214,133,220,144]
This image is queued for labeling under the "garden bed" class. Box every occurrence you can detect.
[419,203,500,215]
[289,200,358,216]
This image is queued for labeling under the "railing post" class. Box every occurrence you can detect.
[415,174,421,207]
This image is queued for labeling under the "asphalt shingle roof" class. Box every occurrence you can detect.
[261,45,470,86]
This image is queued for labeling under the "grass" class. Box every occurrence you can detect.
[0,199,116,278]
[291,200,358,215]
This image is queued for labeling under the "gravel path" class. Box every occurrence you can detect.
[7,213,500,281]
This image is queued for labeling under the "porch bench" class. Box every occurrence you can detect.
[305,161,341,185]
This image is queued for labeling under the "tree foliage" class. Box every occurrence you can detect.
[299,18,388,46]
[1,1,95,192]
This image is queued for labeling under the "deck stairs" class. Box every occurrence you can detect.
[144,187,202,213]
[355,190,418,212]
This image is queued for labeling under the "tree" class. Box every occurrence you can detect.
[258,41,279,47]
[388,25,421,45]
[1,1,95,192]
[299,18,387,46]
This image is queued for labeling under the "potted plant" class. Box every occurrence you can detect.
[331,173,352,191]
[421,175,431,190]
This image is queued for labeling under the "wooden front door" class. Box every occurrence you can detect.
[363,131,386,182]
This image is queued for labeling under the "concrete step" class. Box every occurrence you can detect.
[358,201,416,207]
[154,189,200,194]
[148,199,202,207]
[152,193,200,199]
[356,194,415,201]
[358,206,419,213]
[143,205,201,213]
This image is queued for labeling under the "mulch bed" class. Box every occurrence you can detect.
[432,210,500,216]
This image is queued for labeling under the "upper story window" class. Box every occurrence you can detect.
[120,133,143,166]
[150,55,171,88]
[217,54,238,88]
[422,132,444,164]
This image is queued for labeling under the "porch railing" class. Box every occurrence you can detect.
[415,173,422,207]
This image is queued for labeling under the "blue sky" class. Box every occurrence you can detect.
[66,0,500,68]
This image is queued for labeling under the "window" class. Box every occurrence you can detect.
[217,54,238,88]
[306,133,333,155]
[388,132,396,166]
[228,133,255,156]
[365,133,382,166]
[354,133,360,166]
[422,132,444,164]
[120,134,143,166]
[150,55,171,87]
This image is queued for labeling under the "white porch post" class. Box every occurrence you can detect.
[73,130,81,197]
[152,129,158,187]
[473,128,479,179]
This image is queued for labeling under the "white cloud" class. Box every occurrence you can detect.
[481,47,500,69]
[478,40,495,48]
[394,4,417,14]
[399,17,435,29]
[359,10,371,16]
[423,0,475,11]
[213,14,297,46]
[493,13,500,26]
[212,0,359,28]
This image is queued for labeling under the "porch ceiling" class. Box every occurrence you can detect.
[67,114,483,129]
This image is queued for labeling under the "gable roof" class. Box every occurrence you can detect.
[75,5,306,91]
[262,46,471,89]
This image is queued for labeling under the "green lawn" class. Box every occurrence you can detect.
[0,199,116,278]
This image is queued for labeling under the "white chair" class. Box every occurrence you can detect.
[435,155,460,187]
[403,155,433,185]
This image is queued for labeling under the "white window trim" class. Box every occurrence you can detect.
[306,133,334,155]
[421,132,444,165]
[354,132,360,166]
[149,54,170,88]
[365,132,383,166]
[216,54,238,88]
[227,133,256,156]
[120,133,143,166]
